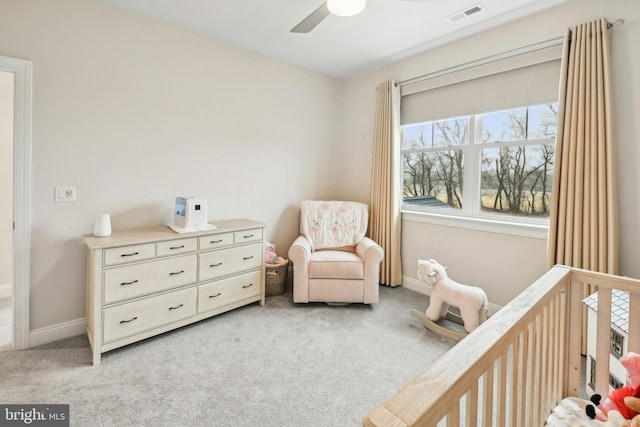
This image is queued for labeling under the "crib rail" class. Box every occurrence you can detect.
[570,268,640,396]
[363,266,640,427]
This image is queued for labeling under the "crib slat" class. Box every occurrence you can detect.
[534,311,545,426]
[482,367,493,427]
[496,350,507,427]
[553,295,562,405]
[518,329,529,427]
[538,300,554,425]
[446,402,459,427]
[547,293,564,407]
[629,293,640,353]
[567,278,583,396]
[466,381,478,427]
[595,287,612,396]
[527,322,537,426]
[509,339,519,427]
[538,305,550,425]
[548,297,557,407]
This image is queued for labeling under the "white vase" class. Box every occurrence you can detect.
[94,214,112,237]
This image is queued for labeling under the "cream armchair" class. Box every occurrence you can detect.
[288,201,384,304]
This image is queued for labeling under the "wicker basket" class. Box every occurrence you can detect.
[265,256,288,296]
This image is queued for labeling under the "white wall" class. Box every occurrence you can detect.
[342,0,640,306]
[0,0,638,336]
[0,71,13,290]
[0,0,345,330]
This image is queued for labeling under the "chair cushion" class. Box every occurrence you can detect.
[308,250,364,280]
[301,200,368,250]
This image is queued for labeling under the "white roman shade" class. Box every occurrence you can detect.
[400,43,563,125]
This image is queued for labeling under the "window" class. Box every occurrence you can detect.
[402,102,557,222]
[611,329,625,359]
[590,355,624,390]
[610,374,624,390]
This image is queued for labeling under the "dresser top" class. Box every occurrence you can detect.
[83,218,267,250]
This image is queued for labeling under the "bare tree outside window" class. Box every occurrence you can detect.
[402,103,557,219]
[402,118,466,210]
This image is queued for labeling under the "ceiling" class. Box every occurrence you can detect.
[100,0,570,79]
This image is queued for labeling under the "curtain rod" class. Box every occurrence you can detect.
[608,18,625,29]
[397,38,563,87]
[397,18,624,89]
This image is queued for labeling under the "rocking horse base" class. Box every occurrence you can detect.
[410,309,468,342]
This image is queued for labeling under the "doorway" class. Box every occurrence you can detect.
[0,70,13,351]
[0,55,32,351]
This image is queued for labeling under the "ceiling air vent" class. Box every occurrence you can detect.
[447,4,486,23]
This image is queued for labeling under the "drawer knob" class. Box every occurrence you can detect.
[168,304,184,311]
[210,239,223,244]
[121,252,139,257]
[120,317,138,324]
[242,256,254,261]
[209,292,222,299]
[243,234,255,239]
[169,270,185,276]
[170,245,185,250]
[242,283,254,289]
[209,262,222,268]
[120,280,139,286]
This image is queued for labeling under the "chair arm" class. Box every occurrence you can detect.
[357,237,384,304]
[288,235,312,303]
[289,235,311,265]
[356,237,384,265]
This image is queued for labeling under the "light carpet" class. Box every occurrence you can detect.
[0,296,11,352]
[0,286,454,427]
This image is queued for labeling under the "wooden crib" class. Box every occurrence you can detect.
[363,265,640,427]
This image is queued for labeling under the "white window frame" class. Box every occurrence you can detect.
[401,107,556,240]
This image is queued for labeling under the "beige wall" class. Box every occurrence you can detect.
[0,0,638,335]
[341,0,640,306]
[0,71,13,288]
[0,0,344,329]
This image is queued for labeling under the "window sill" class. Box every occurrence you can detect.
[401,210,549,240]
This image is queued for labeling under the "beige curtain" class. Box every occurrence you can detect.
[546,19,619,351]
[370,80,402,286]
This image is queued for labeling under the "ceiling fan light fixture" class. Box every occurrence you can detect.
[327,0,366,17]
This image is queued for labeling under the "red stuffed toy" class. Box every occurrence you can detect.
[586,353,640,425]
[604,353,640,419]
[607,385,640,420]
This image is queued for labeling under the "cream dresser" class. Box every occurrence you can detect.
[84,218,266,365]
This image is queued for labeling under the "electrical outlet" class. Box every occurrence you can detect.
[54,186,77,202]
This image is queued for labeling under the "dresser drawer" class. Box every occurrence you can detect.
[234,228,263,244]
[198,243,262,282]
[198,270,261,313]
[103,244,155,266]
[103,255,197,304]
[199,233,234,251]
[156,238,197,257]
[102,287,196,344]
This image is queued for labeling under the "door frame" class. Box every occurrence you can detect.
[0,55,32,350]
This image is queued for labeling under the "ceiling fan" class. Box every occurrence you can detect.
[290,0,443,34]
[290,0,365,33]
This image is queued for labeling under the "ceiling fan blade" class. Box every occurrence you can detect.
[291,2,330,33]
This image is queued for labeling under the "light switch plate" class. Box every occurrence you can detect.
[55,186,76,202]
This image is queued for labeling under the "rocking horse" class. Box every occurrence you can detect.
[410,259,489,342]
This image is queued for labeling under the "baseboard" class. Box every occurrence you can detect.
[0,283,12,299]
[401,275,502,317]
[29,317,86,348]
[26,276,501,348]
[402,276,431,295]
